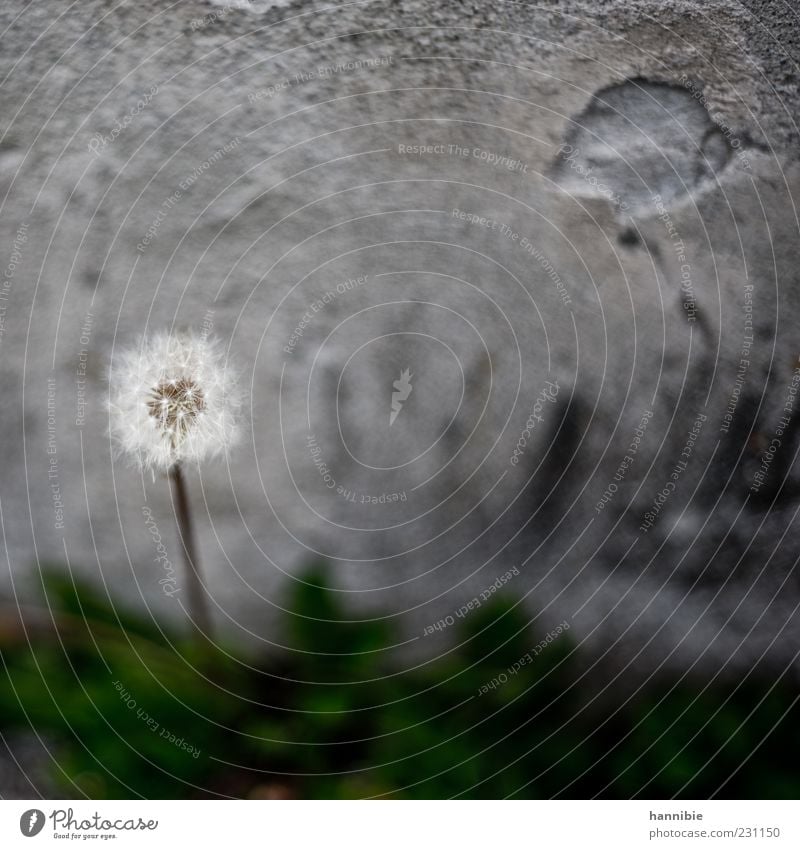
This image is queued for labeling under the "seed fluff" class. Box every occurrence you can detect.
[108,330,241,472]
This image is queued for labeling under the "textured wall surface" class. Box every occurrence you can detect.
[1,0,799,679]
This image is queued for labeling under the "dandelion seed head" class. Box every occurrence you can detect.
[147,376,206,449]
[108,330,241,472]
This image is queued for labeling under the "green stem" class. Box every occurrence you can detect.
[170,462,212,642]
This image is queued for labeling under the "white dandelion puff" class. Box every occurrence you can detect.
[108,330,241,473]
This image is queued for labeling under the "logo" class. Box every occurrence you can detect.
[389,368,413,426]
[20,810,45,837]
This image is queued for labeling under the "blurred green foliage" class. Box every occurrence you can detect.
[0,565,797,799]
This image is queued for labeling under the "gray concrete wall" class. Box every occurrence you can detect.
[1,0,799,678]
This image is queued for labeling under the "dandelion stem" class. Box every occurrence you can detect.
[169,462,212,642]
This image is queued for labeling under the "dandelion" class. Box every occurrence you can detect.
[108,330,242,640]
[109,330,240,473]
